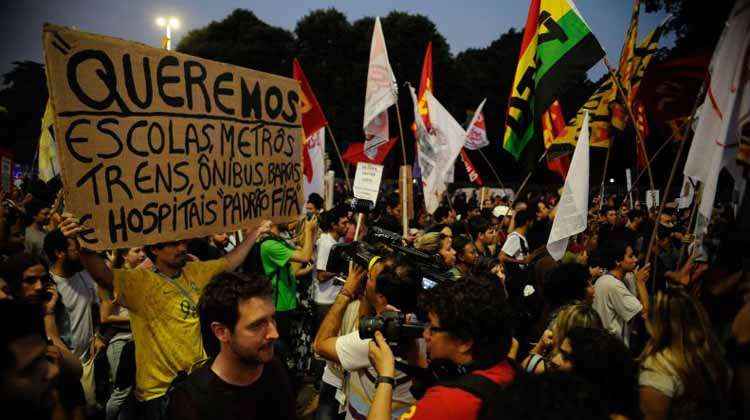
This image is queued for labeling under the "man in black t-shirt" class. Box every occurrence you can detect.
[168,272,295,420]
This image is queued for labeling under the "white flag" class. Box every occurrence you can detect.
[303,128,325,199]
[363,17,397,160]
[547,111,590,261]
[684,0,750,231]
[410,86,466,214]
[464,98,489,150]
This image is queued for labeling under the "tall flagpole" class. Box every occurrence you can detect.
[478,149,506,190]
[599,141,613,199]
[394,99,410,237]
[604,57,655,191]
[325,125,352,191]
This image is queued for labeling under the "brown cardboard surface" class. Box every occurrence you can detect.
[43,24,303,250]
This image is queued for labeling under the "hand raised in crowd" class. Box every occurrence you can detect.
[531,329,554,355]
[243,219,273,237]
[59,213,84,238]
[342,263,366,298]
[635,263,651,284]
[43,282,59,315]
[368,331,395,378]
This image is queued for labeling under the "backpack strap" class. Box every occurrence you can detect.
[438,373,504,403]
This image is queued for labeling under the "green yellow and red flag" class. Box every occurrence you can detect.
[503,0,605,164]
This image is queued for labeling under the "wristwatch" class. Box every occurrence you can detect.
[376,376,395,387]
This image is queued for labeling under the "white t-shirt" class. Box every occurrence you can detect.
[314,232,342,305]
[592,273,643,347]
[639,352,684,398]
[52,270,99,359]
[501,231,528,261]
[335,330,416,419]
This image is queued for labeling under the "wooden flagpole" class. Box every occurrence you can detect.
[603,57,655,192]
[599,142,613,200]
[644,80,708,281]
[394,100,410,237]
[325,125,352,191]
[616,129,682,209]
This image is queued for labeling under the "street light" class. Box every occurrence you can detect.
[156,16,179,50]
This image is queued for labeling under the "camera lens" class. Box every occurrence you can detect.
[358,316,384,340]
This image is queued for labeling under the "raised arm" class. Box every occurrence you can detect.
[313,264,366,362]
[223,221,272,272]
[291,218,317,264]
[59,214,115,292]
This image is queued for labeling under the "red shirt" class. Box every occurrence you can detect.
[399,361,515,420]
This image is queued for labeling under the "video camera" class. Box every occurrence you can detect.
[359,310,426,344]
[325,225,454,289]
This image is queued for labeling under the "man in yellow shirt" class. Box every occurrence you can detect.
[60,216,271,420]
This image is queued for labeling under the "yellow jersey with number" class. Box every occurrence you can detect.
[113,259,227,401]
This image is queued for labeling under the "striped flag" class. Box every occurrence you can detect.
[502,0,604,165]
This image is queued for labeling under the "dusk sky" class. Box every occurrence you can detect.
[0,0,672,80]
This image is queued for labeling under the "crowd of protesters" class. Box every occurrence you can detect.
[1,176,749,420]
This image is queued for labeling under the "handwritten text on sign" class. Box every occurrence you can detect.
[43,24,303,250]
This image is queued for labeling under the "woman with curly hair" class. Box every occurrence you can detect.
[522,302,602,374]
[639,288,730,420]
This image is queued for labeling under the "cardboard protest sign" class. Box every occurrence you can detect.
[42,24,303,250]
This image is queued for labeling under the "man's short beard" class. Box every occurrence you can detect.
[229,340,265,368]
[62,258,83,274]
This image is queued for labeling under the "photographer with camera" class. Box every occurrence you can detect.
[366,276,515,420]
[313,255,422,420]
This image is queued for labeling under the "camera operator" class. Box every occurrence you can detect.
[313,257,422,419]
[366,276,515,420]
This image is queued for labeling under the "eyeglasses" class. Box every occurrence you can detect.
[426,324,449,335]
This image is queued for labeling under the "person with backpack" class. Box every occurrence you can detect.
[250,218,316,374]
[366,275,516,420]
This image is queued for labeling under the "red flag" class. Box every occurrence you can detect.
[459,150,483,185]
[417,42,433,130]
[634,101,650,169]
[342,138,397,164]
[542,100,570,179]
[293,59,328,183]
[547,153,571,180]
[293,58,328,137]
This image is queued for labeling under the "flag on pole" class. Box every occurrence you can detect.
[292,59,328,195]
[37,101,60,182]
[465,99,489,150]
[364,17,397,160]
[548,5,666,159]
[542,100,571,179]
[293,59,327,137]
[410,86,466,213]
[547,111,590,260]
[618,0,641,96]
[412,42,434,180]
[416,42,433,130]
[459,150,483,185]
[303,128,326,198]
[503,0,604,164]
[342,138,398,165]
[684,0,750,232]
